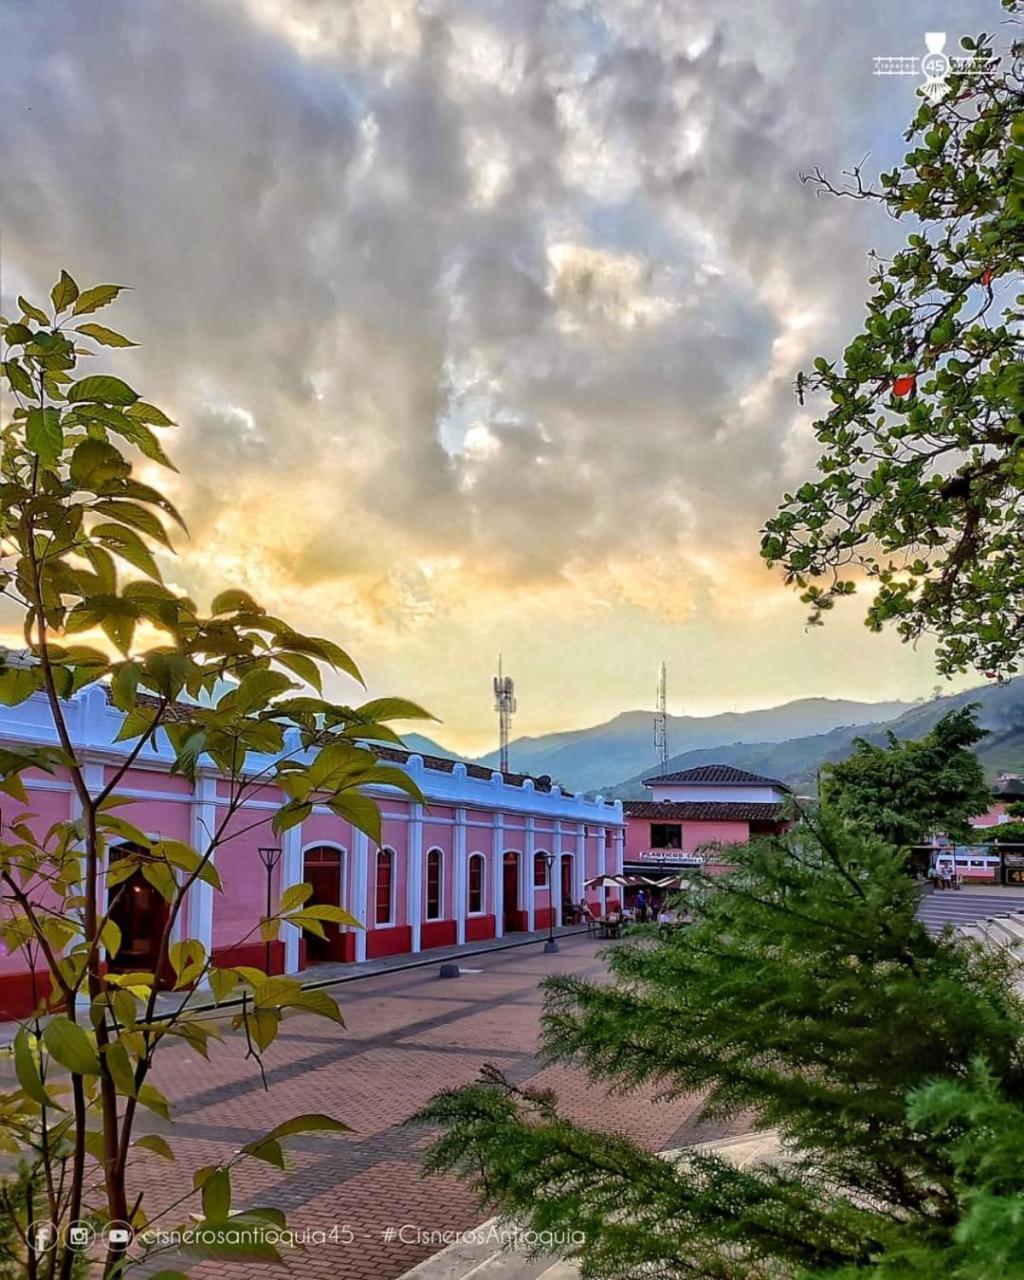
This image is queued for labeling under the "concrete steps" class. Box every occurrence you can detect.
[396,1132,781,1280]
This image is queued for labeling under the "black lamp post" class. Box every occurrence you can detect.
[543,851,558,954]
[257,845,283,975]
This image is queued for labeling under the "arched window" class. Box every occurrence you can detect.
[375,848,394,925]
[467,853,485,915]
[425,848,442,920]
[533,851,548,887]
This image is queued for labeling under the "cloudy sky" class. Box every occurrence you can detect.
[0,0,996,753]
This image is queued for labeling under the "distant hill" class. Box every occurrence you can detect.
[398,733,463,761]
[604,677,1024,799]
[474,697,915,793]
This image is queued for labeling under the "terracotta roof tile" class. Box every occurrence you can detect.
[642,764,791,792]
[623,799,787,822]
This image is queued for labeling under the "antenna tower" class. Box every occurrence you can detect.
[654,662,669,767]
[493,655,516,774]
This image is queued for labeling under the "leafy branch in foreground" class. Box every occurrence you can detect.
[0,269,434,1277]
[414,813,1024,1278]
[762,6,1024,676]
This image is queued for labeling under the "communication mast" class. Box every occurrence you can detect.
[654,662,669,767]
[493,655,516,774]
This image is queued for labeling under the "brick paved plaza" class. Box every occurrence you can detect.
[124,934,747,1280]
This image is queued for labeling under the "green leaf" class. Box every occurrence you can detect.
[72,283,125,316]
[26,407,63,466]
[290,903,361,928]
[4,358,36,398]
[51,269,79,314]
[66,374,139,406]
[110,661,141,712]
[211,588,261,615]
[241,1137,286,1168]
[91,521,162,581]
[70,438,131,488]
[126,399,174,426]
[134,1134,175,1161]
[285,988,345,1025]
[324,791,381,845]
[275,650,322,691]
[103,1039,138,1097]
[141,860,178,902]
[43,1017,101,1075]
[14,1030,59,1108]
[0,667,41,707]
[280,883,313,912]
[230,668,294,714]
[18,295,49,325]
[262,1113,351,1142]
[74,322,138,347]
[355,697,436,724]
[137,1081,172,1121]
[208,967,238,1003]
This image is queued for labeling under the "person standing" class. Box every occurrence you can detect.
[635,888,648,923]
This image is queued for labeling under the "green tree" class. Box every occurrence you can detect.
[761,4,1024,677]
[820,706,992,845]
[416,816,1024,1279]
[0,271,432,1277]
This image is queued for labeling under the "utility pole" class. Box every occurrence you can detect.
[493,655,516,775]
[654,662,669,767]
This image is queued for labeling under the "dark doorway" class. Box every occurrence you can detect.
[502,852,520,932]
[304,845,343,964]
[107,846,169,976]
[560,856,574,925]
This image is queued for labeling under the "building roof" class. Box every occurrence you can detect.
[112,688,558,792]
[622,799,787,823]
[642,764,792,792]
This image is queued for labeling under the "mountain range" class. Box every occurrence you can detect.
[401,678,1024,798]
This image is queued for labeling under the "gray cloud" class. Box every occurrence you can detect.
[0,0,996,613]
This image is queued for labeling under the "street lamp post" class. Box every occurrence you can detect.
[543,851,558,954]
[257,845,283,975]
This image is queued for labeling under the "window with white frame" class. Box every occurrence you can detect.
[467,853,485,914]
[425,848,443,920]
[375,847,394,925]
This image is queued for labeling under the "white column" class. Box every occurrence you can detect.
[525,816,537,932]
[353,830,369,962]
[597,824,608,913]
[555,820,564,929]
[281,825,303,974]
[492,813,505,939]
[453,807,467,945]
[190,774,217,982]
[576,822,586,904]
[407,803,423,953]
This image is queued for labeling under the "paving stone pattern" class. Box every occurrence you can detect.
[122,935,742,1280]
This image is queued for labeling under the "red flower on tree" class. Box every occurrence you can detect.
[892,375,916,397]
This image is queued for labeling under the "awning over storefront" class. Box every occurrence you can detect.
[586,872,693,891]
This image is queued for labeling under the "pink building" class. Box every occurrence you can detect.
[0,686,625,1021]
[623,765,792,878]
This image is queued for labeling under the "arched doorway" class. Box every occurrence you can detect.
[107,844,169,977]
[502,852,521,932]
[560,855,574,925]
[303,845,345,964]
